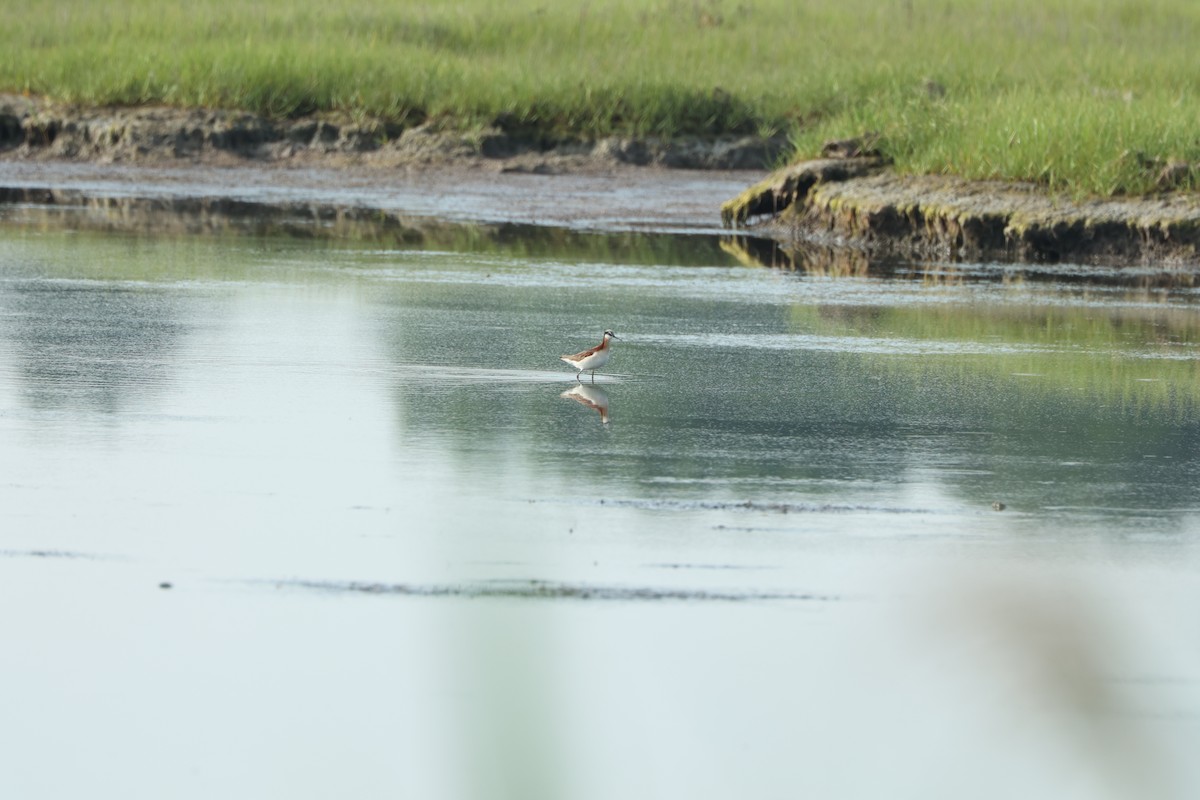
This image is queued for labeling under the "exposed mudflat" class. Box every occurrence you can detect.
[0,159,757,236]
[0,93,784,236]
[7,93,1200,266]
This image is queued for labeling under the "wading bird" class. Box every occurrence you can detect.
[560,330,618,382]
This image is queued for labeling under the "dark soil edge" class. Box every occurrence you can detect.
[9,93,1200,267]
[722,159,1200,266]
[0,93,788,173]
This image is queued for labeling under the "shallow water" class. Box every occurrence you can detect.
[2,212,1200,798]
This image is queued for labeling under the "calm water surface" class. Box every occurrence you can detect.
[2,215,1200,798]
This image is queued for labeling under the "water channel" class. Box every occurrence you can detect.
[2,175,1199,799]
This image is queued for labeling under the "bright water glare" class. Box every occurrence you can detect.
[2,216,1200,799]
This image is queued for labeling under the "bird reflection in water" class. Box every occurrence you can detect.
[560,383,610,424]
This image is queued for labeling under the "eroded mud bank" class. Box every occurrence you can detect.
[723,158,1200,266]
[0,92,786,172]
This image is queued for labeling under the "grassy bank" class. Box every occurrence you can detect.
[3,0,1199,195]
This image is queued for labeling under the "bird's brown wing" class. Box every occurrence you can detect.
[563,343,603,360]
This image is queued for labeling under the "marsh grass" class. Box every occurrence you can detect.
[3,0,1199,195]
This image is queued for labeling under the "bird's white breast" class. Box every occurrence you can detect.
[571,348,611,370]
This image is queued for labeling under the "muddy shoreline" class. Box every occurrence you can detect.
[0,93,773,236]
[723,157,1200,267]
[0,92,786,173]
[5,93,1200,267]
[0,159,759,240]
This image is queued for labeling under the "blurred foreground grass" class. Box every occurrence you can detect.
[2,0,1199,195]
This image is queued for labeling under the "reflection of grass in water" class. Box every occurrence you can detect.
[9,220,1197,415]
[0,207,737,275]
[795,301,1200,416]
[0,227,256,282]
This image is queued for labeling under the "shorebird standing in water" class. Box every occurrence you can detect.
[560,330,618,382]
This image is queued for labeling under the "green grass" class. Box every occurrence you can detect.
[3,0,1200,195]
